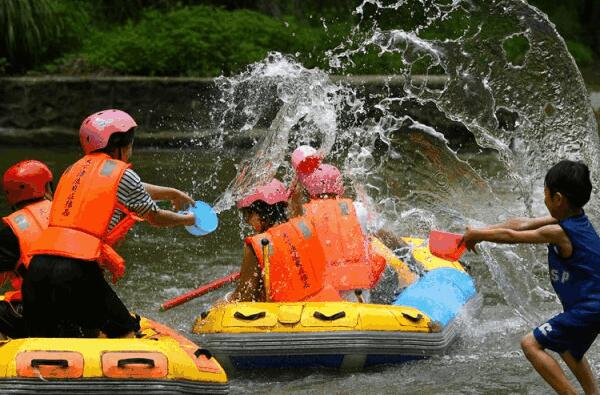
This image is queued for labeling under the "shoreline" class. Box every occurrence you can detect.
[1,75,597,147]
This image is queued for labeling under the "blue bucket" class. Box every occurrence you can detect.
[181,200,219,236]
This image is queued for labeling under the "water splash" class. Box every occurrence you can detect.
[210,53,346,212]
[200,0,598,324]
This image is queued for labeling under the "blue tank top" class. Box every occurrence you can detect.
[548,212,600,317]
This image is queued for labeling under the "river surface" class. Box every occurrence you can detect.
[2,145,598,394]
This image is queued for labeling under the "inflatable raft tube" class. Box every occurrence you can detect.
[192,238,481,370]
[0,318,228,394]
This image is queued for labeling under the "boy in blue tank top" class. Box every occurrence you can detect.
[461,160,600,395]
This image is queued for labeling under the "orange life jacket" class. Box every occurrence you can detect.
[302,198,387,291]
[1,199,51,302]
[27,153,140,283]
[246,218,341,302]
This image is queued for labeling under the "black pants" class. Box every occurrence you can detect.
[0,300,25,338]
[23,255,140,338]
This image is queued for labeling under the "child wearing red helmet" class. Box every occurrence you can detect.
[0,160,54,338]
[23,109,196,338]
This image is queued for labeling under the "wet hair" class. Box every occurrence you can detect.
[95,128,135,153]
[241,200,288,228]
[544,160,592,208]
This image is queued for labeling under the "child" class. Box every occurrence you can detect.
[23,109,196,338]
[230,178,340,303]
[0,160,54,338]
[229,179,290,302]
[461,160,600,394]
[290,163,415,303]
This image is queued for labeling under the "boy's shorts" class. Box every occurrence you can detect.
[533,311,600,360]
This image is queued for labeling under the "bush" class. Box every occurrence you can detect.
[24,1,600,76]
[0,0,90,72]
[0,0,58,71]
[68,6,334,76]
[566,40,594,66]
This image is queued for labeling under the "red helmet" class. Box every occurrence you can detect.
[299,164,345,197]
[236,179,290,209]
[291,145,322,175]
[3,160,53,206]
[79,109,137,154]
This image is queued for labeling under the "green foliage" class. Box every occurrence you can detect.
[566,40,594,66]
[67,6,333,76]
[47,1,91,52]
[503,34,530,67]
[529,0,596,67]
[3,0,599,76]
[0,0,57,70]
[0,0,89,72]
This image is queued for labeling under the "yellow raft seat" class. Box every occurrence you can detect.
[192,238,481,370]
[0,317,228,394]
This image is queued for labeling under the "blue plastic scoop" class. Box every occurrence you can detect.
[180,200,219,236]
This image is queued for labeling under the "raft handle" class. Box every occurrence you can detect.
[117,358,155,368]
[402,312,423,322]
[31,359,69,368]
[234,311,266,321]
[313,311,346,321]
[194,348,213,359]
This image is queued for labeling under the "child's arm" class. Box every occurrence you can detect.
[462,223,572,257]
[143,183,195,211]
[144,209,196,227]
[288,176,305,218]
[460,216,557,252]
[228,245,265,302]
[483,216,558,231]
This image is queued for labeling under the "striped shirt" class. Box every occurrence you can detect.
[109,169,157,230]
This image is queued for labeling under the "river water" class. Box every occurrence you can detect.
[1,145,598,394]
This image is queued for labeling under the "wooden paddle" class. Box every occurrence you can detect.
[160,271,240,311]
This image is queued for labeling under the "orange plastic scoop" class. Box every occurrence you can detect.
[428,230,467,261]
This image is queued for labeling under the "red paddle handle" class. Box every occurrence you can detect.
[160,271,241,311]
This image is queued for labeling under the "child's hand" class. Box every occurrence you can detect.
[170,189,195,211]
[290,174,308,199]
[460,226,480,254]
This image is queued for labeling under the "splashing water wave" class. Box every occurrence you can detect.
[203,0,598,325]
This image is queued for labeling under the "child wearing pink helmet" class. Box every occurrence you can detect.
[228,179,290,302]
[23,109,196,338]
[290,159,411,304]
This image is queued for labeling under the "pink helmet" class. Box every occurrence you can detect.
[79,109,137,154]
[236,179,290,209]
[299,164,345,197]
[3,160,53,206]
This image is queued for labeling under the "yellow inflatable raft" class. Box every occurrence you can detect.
[193,238,480,370]
[0,317,228,394]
